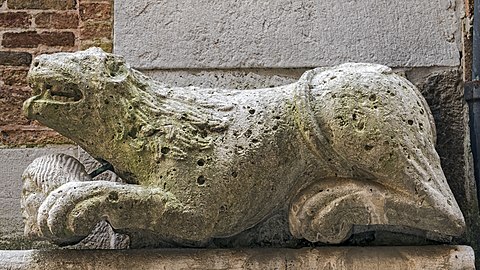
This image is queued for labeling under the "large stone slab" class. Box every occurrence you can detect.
[0,246,474,270]
[114,0,460,69]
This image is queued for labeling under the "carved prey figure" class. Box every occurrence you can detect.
[22,48,465,246]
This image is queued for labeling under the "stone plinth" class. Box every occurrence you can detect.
[0,246,474,270]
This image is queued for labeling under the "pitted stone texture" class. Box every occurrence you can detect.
[22,49,464,247]
[115,0,460,69]
[0,246,474,270]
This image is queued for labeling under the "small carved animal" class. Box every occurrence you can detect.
[22,48,465,246]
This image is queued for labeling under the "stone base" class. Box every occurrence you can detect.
[0,246,474,270]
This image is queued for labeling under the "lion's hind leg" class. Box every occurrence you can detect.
[289,178,388,244]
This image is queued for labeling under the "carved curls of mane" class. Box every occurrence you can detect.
[117,68,232,160]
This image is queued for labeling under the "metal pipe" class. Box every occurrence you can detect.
[88,159,114,178]
[466,0,480,208]
[474,0,480,80]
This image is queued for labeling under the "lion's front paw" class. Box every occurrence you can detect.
[36,181,117,245]
[21,154,92,240]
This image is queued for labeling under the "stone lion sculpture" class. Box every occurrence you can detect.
[22,48,465,247]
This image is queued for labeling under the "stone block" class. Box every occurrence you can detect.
[0,246,474,270]
[114,0,460,69]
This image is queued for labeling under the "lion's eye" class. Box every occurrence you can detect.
[105,57,126,78]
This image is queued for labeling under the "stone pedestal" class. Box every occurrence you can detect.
[0,246,474,270]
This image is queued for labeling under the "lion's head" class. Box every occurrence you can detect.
[23,48,231,184]
[23,47,134,128]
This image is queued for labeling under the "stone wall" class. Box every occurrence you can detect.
[0,0,478,255]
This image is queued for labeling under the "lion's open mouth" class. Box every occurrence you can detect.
[31,81,83,103]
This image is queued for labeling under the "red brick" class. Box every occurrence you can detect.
[80,22,111,40]
[0,12,31,28]
[7,0,76,10]
[1,68,28,86]
[0,127,71,145]
[35,12,79,29]
[0,85,31,126]
[0,85,70,145]
[40,31,75,46]
[2,31,40,48]
[0,51,32,66]
[80,39,112,52]
[79,3,111,21]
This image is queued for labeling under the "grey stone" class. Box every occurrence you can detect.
[0,146,76,244]
[72,221,130,250]
[20,48,465,247]
[78,148,124,183]
[0,246,474,270]
[143,69,305,90]
[114,0,460,69]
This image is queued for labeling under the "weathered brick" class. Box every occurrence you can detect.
[80,39,112,52]
[79,3,111,21]
[1,68,28,86]
[0,127,70,146]
[80,22,111,40]
[40,32,75,46]
[7,0,76,10]
[0,51,32,66]
[0,12,31,28]
[2,31,40,48]
[0,85,70,146]
[35,12,79,29]
[5,31,77,48]
[0,85,29,124]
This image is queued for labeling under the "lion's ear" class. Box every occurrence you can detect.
[106,56,129,81]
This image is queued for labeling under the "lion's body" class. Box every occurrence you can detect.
[22,48,465,246]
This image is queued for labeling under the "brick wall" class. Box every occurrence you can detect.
[0,0,113,146]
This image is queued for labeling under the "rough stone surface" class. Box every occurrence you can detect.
[144,69,305,90]
[406,68,480,257]
[0,146,77,247]
[114,0,460,69]
[406,69,473,219]
[78,148,124,183]
[0,246,475,270]
[21,48,465,247]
